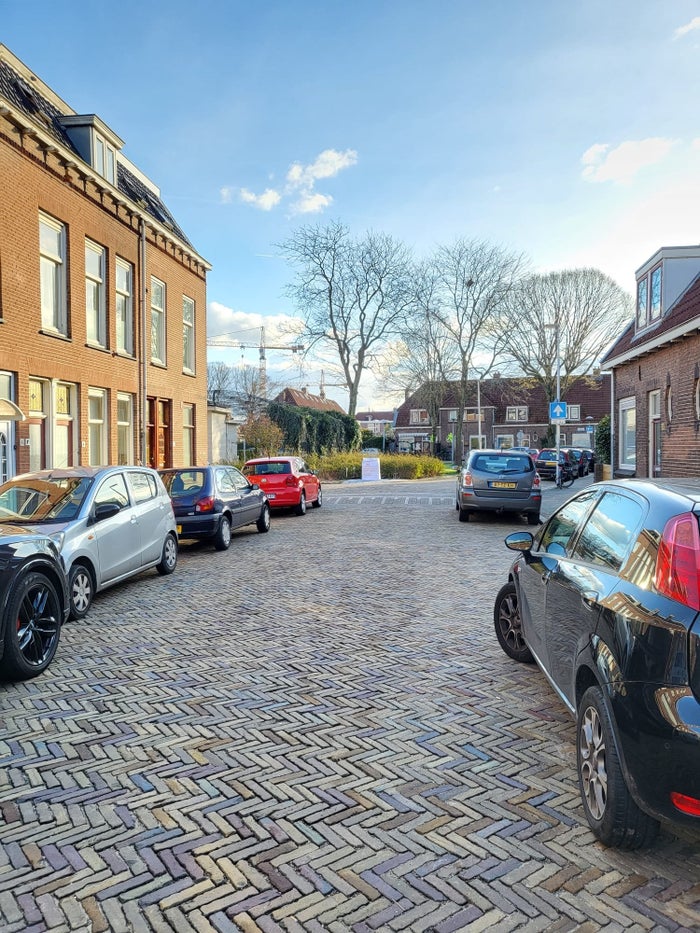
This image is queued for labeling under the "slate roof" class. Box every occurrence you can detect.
[0,53,193,250]
[274,388,346,414]
[601,273,700,365]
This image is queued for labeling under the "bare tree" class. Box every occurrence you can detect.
[502,269,633,402]
[279,221,413,417]
[207,361,235,406]
[431,239,528,458]
[229,365,279,421]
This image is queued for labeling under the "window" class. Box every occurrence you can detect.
[665,384,673,423]
[39,213,67,335]
[506,406,528,422]
[54,382,75,468]
[619,397,636,468]
[117,393,134,465]
[538,490,599,555]
[116,258,134,355]
[93,132,116,185]
[636,278,648,329]
[127,471,158,503]
[183,296,195,373]
[28,378,47,471]
[567,405,581,421]
[85,240,106,347]
[494,434,514,449]
[572,492,644,571]
[95,473,129,510]
[650,266,662,321]
[409,409,428,424]
[151,277,166,364]
[448,410,457,422]
[182,404,195,466]
[88,388,108,466]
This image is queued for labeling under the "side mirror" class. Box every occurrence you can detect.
[504,531,534,553]
[92,502,121,523]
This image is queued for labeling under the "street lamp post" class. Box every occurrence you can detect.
[545,321,562,485]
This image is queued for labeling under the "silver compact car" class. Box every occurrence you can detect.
[456,449,541,524]
[0,466,178,620]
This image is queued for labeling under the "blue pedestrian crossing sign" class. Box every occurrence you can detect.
[549,400,567,422]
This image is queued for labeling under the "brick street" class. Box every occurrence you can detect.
[1,475,699,932]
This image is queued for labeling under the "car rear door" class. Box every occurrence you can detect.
[90,473,141,584]
[126,470,171,566]
[298,459,318,502]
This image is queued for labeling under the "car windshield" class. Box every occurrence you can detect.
[243,462,291,475]
[0,476,93,523]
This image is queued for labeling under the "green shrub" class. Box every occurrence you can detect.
[307,452,445,481]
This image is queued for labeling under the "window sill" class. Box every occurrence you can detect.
[40,328,71,341]
[85,342,111,353]
[182,368,196,377]
[150,360,167,370]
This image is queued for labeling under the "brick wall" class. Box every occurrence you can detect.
[614,335,700,477]
[0,116,209,472]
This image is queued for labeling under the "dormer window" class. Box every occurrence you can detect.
[94,132,116,185]
[636,264,663,331]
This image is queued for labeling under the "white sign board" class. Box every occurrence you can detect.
[361,457,381,481]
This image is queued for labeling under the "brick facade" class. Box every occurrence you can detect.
[0,45,210,478]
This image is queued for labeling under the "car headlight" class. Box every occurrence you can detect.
[49,531,65,552]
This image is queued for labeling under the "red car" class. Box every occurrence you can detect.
[242,457,322,515]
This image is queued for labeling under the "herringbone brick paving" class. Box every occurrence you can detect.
[1,476,699,932]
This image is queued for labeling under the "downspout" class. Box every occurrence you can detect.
[139,218,148,465]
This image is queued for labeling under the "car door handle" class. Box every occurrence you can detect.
[581,590,600,610]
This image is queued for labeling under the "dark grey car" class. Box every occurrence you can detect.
[456,449,541,524]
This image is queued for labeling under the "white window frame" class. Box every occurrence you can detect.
[636,278,648,330]
[505,406,528,422]
[182,296,195,374]
[116,258,134,356]
[117,393,134,465]
[88,388,108,466]
[85,239,107,347]
[494,434,514,450]
[409,409,428,425]
[650,266,662,321]
[182,404,195,466]
[39,213,67,335]
[469,434,487,450]
[93,131,116,185]
[151,277,166,365]
[619,396,636,468]
[448,410,457,422]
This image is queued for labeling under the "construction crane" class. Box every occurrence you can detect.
[319,370,348,399]
[206,326,304,397]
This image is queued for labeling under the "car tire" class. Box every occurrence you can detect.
[295,492,306,516]
[0,571,62,681]
[576,686,659,849]
[68,563,94,620]
[213,515,232,551]
[312,486,322,508]
[458,506,470,522]
[526,512,540,526]
[256,504,271,533]
[156,533,178,575]
[493,582,534,663]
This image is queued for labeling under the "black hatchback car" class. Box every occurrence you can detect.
[0,525,69,681]
[159,465,270,550]
[494,478,700,848]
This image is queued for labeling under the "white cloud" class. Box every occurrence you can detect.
[239,187,281,210]
[227,148,357,215]
[581,138,677,184]
[673,16,700,39]
[291,192,334,214]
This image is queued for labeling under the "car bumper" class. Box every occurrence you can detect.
[264,491,302,508]
[458,490,541,513]
[611,683,700,825]
[173,513,221,539]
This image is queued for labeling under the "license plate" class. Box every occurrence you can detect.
[176,524,182,534]
[266,493,276,499]
[491,482,517,489]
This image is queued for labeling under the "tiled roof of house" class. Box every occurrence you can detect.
[0,52,193,249]
[356,410,395,422]
[602,274,700,365]
[274,388,346,414]
[395,375,610,426]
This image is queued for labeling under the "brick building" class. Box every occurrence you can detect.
[0,44,210,479]
[394,375,610,458]
[601,246,700,478]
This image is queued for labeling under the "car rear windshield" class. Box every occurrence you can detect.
[243,462,291,475]
[472,455,532,473]
[0,476,93,523]
[162,471,206,496]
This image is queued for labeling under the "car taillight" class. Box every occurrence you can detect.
[532,473,541,489]
[462,472,473,488]
[670,791,700,817]
[195,496,215,513]
[654,513,700,610]
[285,476,298,487]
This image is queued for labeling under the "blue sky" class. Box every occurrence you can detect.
[3,1,700,409]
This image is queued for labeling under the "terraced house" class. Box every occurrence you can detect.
[0,44,210,480]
